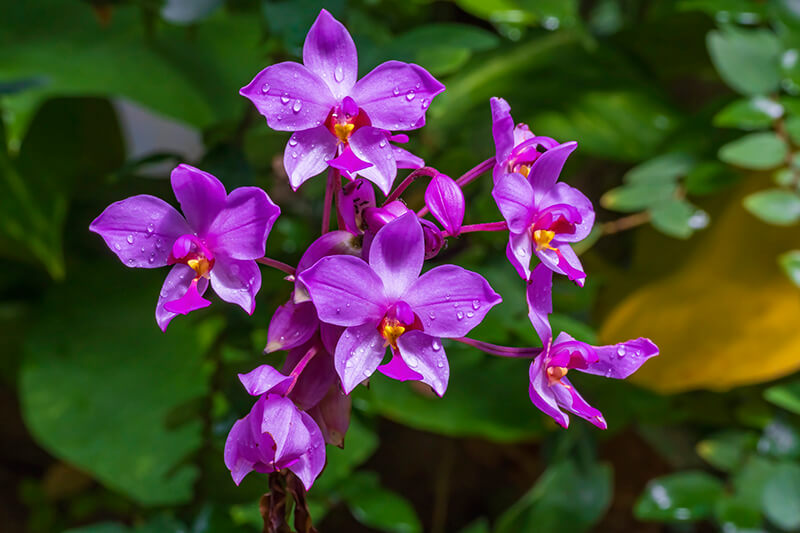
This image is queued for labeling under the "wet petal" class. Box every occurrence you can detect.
[297,230,362,273]
[298,255,387,326]
[506,231,533,280]
[335,323,387,394]
[526,263,553,344]
[238,364,293,396]
[377,350,424,382]
[425,173,464,236]
[266,300,319,353]
[261,395,312,464]
[349,126,397,195]
[210,255,261,314]
[528,356,569,428]
[579,338,659,380]
[240,62,336,131]
[224,417,266,485]
[352,61,445,131]
[369,213,424,299]
[539,182,595,242]
[552,377,607,429]
[529,141,578,204]
[396,331,449,396]
[284,126,338,190]
[302,9,358,99]
[155,264,209,331]
[405,265,501,338]
[170,164,227,233]
[287,410,326,490]
[490,97,515,164]
[338,179,376,234]
[393,145,424,169]
[328,145,372,177]
[90,195,191,268]
[163,278,211,316]
[535,243,586,286]
[492,171,534,233]
[208,187,280,260]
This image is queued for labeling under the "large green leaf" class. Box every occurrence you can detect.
[707,28,781,96]
[635,471,725,522]
[762,463,800,531]
[719,133,788,170]
[743,188,800,225]
[20,268,210,506]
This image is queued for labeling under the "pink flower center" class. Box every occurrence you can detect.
[325,96,371,145]
[168,234,215,279]
[377,301,421,349]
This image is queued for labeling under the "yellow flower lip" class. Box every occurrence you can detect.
[380,320,406,349]
[533,229,557,252]
[187,256,213,279]
[547,365,569,385]
[334,123,355,143]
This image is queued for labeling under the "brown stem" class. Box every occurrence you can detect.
[600,212,651,235]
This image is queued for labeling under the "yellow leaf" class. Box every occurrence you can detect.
[599,179,800,393]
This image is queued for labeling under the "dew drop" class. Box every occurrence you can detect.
[288,137,298,146]
[445,293,451,300]
[346,302,351,308]
[155,239,162,250]
[160,289,169,298]
[456,311,464,320]
[421,98,430,110]
[616,345,626,357]
[114,243,121,251]
[362,369,371,377]
[405,90,416,101]
[379,139,386,148]
[147,255,155,263]
[392,86,400,96]
[146,223,155,236]
[334,65,344,82]
[431,339,441,351]
[472,299,480,310]
[428,311,436,320]
[466,311,474,318]
[436,361,444,368]
[292,151,298,159]
[280,93,290,104]
[292,99,302,113]
[336,307,341,314]
[126,234,134,245]
[140,247,145,253]
[261,82,270,94]
[346,359,354,368]
[414,82,420,89]
[127,258,135,265]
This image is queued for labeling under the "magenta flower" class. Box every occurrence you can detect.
[297,213,501,396]
[90,164,280,331]
[490,97,594,285]
[240,9,443,194]
[224,388,325,490]
[526,264,658,428]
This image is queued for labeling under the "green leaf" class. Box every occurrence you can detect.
[635,471,725,522]
[781,97,800,117]
[714,494,763,531]
[733,456,780,503]
[685,161,740,195]
[650,200,708,239]
[765,379,800,414]
[757,420,800,460]
[719,133,788,170]
[624,153,696,184]
[713,97,782,130]
[339,471,422,533]
[762,463,800,531]
[697,431,758,472]
[600,183,677,213]
[707,28,781,95]
[494,460,612,533]
[785,116,800,145]
[19,268,210,506]
[743,188,800,225]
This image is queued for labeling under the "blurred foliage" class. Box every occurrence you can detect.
[4,0,800,532]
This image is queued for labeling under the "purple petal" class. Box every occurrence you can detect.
[328,145,373,176]
[170,164,227,233]
[284,126,338,190]
[298,255,387,326]
[492,172,535,233]
[297,230,362,273]
[490,97,515,165]
[396,331,449,396]
[338,179,376,234]
[377,350,424,382]
[351,60,445,131]
[335,323,387,393]
[308,385,351,447]
[240,62,336,131]
[528,356,569,428]
[284,342,337,410]
[155,264,208,331]
[549,336,598,369]
[224,418,261,485]
[209,256,260,314]
[552,377,607,429]
[514,123,535,145]
[535,243,586,286]
[393,146,424,169]
[506,231,533,280]
[287,411,326,490]
[539,182,595,242]
[526,263,553,344]
[163,279,211,315]
[405,265,501,338]
[425,174,464,236]
[320,322,345,354]
[266,300,319,353]
[238,364,293,396]
[579,338,659,380]
[208,187,280,260]
[261,395,312,464]
[369,213,424,299]
[302,9,358,100]
[90,195,191,268]
[421,218,445,260]
[529,141,578,204]
[349,126,397,195]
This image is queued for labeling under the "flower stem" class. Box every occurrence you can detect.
[322,168,338,234]
[454,337,542,358]
[456,157,495,188]
[446,221,507,237]
[383,167,438,205]
[600,212,650,235]
[256,257,297,276]
[286,345,319,394]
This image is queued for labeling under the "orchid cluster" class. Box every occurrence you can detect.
[89,9,658,501]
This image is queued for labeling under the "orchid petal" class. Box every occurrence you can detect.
[490,97,515,164]
[208,187,280,260]
[377,350,424,382]
[302,9,357,99]
[349,126,397,195]
[369,213,424,299]
[335,323,387,393]
[297,230,361,274]
[308,385,351,447]
[261,395,311,464]
[240,62,336,131]
[352,61,444,131]
[393,146,424,169]
[579,337,659,379]
[284,126,338,190]
[266,300,319,353]
[529,141,578,204]
[299,255,387,326]
[224,418,261,485]
[328,145,372,176]
[528,356,569,428]
[338,179,376,234]
[552,377,607,429]
[506,231,533,280]
[287,411,326,490]
[284,343,336,410]
[535,243,586,286]
[170,164,226,233]
[405,265,501,338]
[539,182,595,242]
[209,255,261,314]
[320,322,345,354]
[396,331,449,396]
[238,364,293,397]
[527,263,553,344]
[155,264,208,331]
[90,195,191,268]
[425,173,464,236]
[163,278,211,315]
[492,171,534,233]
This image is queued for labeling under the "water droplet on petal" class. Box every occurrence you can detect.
[405,90,416,101]
[114,243,121,251]
[617,345,626,357]
[406,355,418,368]
[126,234,134,245]
[292,151,298,159]
[140,247,145,253]
[336,307,341,314]
[472,299,480,310]
[428,311,436,320]
[128,258,135,265]
[288,137,298,146]
[436,361,444,368]
[466,311,474,318]
[346,359,354,368]
[392,86,400,96]
[415,82,420,89]
[145,223,154,236]
[334,65,344,82]
[421,98,430,110]
[155,239,162,250]
[292,99,302,113]
[445,294,451,300]
[379,139,386,148]
[261,82,270,94]
[362,369,371,377]
[456,311,464,320]
[431,339,441,351]
[280,93,290,104]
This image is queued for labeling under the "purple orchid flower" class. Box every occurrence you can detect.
[490,97,594,285]
[224,385,325,490]
[425,173,465,236]
[526,264,658,428]
[297,213,501,396]
[90,164,280,331]
[240,9,442,194]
